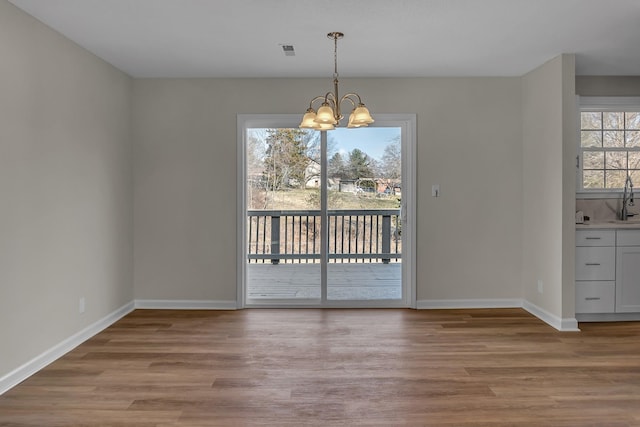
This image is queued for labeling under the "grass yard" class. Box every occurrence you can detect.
[249,188,401,210]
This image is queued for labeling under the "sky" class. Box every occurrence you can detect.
[328,127,400,161]
[248,126,401,162]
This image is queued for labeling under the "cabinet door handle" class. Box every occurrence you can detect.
[585,263,601,266]
[585,237,602,240]
[585,297,601,301]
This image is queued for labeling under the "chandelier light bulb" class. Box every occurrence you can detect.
[314,103,338,124]
[316,122,335,131]
[349,104,374,126]
[299,108,318,129]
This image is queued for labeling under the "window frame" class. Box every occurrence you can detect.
[578,97,640,196]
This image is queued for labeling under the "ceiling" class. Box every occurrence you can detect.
[8,0,640,78]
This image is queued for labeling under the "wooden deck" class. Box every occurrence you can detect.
[247,262,401,300]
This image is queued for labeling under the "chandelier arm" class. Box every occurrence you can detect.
[324,91,337,105]
[333,76,340,120]
[340,94,359,109]
[308,95,327,110]
[341,93,363,107]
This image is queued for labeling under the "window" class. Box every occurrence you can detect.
[579,98,640,192]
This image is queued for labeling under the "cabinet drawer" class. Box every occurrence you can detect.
[575,247,616,281]
[616,230,640,247]
[576,281,615,313]
[576,230,615,247]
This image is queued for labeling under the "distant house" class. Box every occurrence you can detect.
[304,160,321,188]
[376,179,401,196]
[339,180,357,193]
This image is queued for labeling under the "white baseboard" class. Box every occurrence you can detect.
[134,299,238,310]
[0,301,135,395]
[417,298,523,309]
[417,298,580,332]
[522,300,580,332]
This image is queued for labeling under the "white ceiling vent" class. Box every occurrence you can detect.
[281,45,295,56]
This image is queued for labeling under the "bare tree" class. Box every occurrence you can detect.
[380,136,401,180]
[263,129,312,190]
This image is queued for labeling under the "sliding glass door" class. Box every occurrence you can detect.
[238,115,415,307]
[326,127,403,301]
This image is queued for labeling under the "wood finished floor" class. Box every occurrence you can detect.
[1,308,640,426]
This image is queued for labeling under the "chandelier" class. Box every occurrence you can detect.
[299,32,374,131]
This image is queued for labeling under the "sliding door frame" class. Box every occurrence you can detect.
[237,114,416,309]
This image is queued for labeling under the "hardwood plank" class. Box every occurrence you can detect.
[2,309,640,426]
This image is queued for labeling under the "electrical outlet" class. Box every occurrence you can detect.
[537,280,543,294]
[79,297,85,314]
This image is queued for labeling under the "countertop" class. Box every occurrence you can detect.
[577,220,640,229]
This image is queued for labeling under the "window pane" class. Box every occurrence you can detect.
[604,131,624,148]
[581,112,601,129]
[606,170,626,188]
[629,152,640,170]
[626,131,640,147]
[583,170,604,189]
[581,131,602,147]
[606,151,627,169]
[580,109,640,191]
[583,151,604,169]
[604,112,624,129]
[626,112,640,130]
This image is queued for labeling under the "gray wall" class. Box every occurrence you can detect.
[576,76,640,96]
[132,78,524,304]
[0,2,133,377]
[521,55,576,321]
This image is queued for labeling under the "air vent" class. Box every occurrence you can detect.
[281,45,295,56]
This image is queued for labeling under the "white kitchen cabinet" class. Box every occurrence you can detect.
[616,231,640,312]
[575,230,616,315]
[576,228,640,319]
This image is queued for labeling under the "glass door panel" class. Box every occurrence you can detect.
[326,127,403,301]
[245,128,321,304]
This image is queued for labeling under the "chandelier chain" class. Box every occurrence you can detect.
[333,34,339,80]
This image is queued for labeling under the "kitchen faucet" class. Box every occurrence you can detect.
[621,175,635,220]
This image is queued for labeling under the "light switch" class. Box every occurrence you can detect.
[432,184,440,197]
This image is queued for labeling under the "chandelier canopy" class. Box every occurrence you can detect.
[299,32,374,131]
